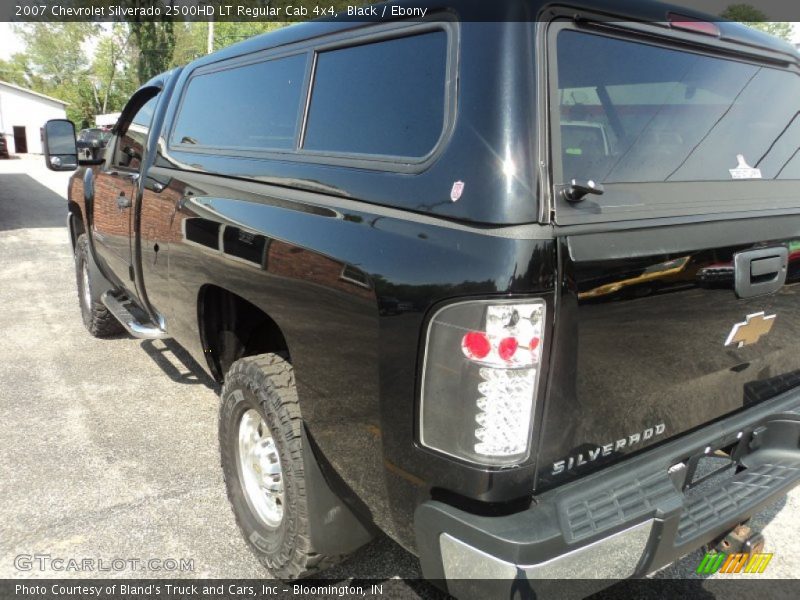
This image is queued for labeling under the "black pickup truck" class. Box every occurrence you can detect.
[43,1,800,597]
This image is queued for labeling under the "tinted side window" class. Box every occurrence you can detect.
[172,54,307,151]
[554,31,800,184]
[303,31,448,157]
[115,93,159,171]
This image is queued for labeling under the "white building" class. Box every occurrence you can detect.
[96,112,121,128]
[0,80,68,155]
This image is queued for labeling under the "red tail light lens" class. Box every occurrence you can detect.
[497,337,518,361]
[667,13,720,37]
[462,331,491,360]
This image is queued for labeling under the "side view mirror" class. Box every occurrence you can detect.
[43,119,79,171]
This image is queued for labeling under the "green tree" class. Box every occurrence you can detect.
[12,22,98,125]
[91,24,137,114]
[14,23,97,89]
[170,22,292,68]
[211,22,288,52]
[721,5,794,41]
[127,1,176,84]
[170,22,207,67]
[0,54,36,88]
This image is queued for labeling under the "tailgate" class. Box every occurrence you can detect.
[536,21,800,489]
[537,221,800,488]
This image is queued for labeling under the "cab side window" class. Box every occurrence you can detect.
[303,31,448,157]
[114,92,159,171]
[171,54,307,151]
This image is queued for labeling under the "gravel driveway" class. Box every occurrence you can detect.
[0,155,797,597]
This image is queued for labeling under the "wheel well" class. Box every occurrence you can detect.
[198,285,290,382]
[68,201,85,249]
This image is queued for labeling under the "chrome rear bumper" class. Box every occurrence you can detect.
[440,519,654,581]
[416,389,800,600]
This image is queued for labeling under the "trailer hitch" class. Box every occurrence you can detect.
[709,522,766,555]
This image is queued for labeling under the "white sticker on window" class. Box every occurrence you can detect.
[729,154,762,180]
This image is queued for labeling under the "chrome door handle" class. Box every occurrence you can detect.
[106,170,140,183]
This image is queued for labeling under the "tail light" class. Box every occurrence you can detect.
[419,299,546,466]
[667,13,721,37]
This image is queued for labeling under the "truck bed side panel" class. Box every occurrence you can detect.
[149,167,555,548]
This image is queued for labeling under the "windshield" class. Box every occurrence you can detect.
[555,30,800,184]
[78,129,110,143]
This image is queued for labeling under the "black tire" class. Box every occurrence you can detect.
[74,234,123,337]
[219,354,344,579]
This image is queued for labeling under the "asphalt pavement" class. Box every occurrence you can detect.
[0,155,797,597]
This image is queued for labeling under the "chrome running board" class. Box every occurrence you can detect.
[101,292,168,339]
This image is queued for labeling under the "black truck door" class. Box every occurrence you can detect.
[92,89,159,291]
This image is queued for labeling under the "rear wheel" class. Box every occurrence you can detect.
[219,354,345,579]
[74,234,123,337]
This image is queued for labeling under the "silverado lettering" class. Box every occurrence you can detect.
[109,6,161,17]
[551,424,667,475]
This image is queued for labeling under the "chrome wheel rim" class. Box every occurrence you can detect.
[81,261,92,309]
[237,409,284,527]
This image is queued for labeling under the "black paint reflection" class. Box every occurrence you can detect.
[537,234,800,490]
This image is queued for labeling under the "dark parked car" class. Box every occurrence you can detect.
[75,128,111,161]
[0,135,9,158]
[42,1,800,597]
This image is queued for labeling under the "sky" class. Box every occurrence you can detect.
[0,24,24,59]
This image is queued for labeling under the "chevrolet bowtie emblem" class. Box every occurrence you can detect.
[724,312,776,348]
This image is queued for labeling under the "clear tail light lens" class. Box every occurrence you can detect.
[420,299,546,466]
